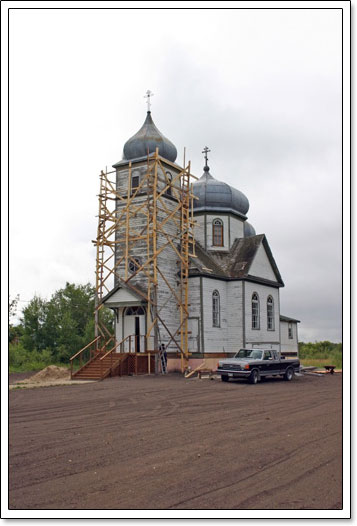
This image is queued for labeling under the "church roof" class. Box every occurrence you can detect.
[280,315,301,323]
[192,167,250,218]
[189,235,284,287]
[122,111,177,162]
[101,281,148,305]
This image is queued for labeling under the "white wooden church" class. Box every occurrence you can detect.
[103,103,300,371]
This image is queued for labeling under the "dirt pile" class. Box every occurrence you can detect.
[21,366,70,384]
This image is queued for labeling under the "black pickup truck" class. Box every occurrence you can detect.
[216,349,300,384]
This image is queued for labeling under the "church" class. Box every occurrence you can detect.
[101,99,300,373]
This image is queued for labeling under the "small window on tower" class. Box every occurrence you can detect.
[132,173,140,190]
[129,257,141,274]
[212,218,224,247]
[165,172,172,196]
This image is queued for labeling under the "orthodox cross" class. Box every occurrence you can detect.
[144,90,154,111]
[202,146,211,168]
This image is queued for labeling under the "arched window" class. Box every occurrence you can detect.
[267,296,274,330]
[212,290,220,327]
[212,218,224,247]
[129,257,141,274]
[288,322,293,339]
[252,293,260,330]
[125,306,146,316]
[165,171,172,196]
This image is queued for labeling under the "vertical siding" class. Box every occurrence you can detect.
[113,160,187,352]
[229,215,244,246]
[280,320,299,354]
[244,281,280,351]
[249,244,277,281]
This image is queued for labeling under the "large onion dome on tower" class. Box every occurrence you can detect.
[122,111,177,163]
[193,148,249,218]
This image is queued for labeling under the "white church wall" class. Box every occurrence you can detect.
[201,278,229,352]
[156,196,183,352]
[114,160,185,353]
[194,215,205,247]
[226,281,244,351]
[187,278,202,352]
[115,307,123,343]
[229,215,244,246]
[248,243,277,281]
[280,320,299,355]
[244,281,280,351]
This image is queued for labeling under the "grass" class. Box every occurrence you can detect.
[299,358,341,369]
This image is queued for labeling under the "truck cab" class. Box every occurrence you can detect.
[217,348,300,384]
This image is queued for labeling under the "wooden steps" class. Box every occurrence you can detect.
[72,352,121,380]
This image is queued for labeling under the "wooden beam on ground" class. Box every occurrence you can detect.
[184,362,206,379]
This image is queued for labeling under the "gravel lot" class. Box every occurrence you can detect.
[9,372,342,510]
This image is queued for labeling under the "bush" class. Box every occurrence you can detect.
[9,343,55,372]
[299,341,343,369]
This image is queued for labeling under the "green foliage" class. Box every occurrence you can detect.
[299,341,343,369]
[9,342,54,372]
[10,282,114,369]
[9,294,20,320]
[21,296,47,351]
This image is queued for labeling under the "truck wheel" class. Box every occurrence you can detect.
[284,367,294,381]
[221,375,229,382]
[249,369,259,384]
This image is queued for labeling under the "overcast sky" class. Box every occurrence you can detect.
[8,6,344,342]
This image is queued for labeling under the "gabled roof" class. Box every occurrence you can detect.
[280,315,301,323]
[189,235,284,287]
[101,281,147,305]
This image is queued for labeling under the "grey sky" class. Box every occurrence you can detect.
[9,7,343,341]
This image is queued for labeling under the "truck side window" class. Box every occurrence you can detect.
[264,351,271,360]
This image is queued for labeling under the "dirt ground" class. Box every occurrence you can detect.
[9,373,342,510]
[9,367,95,390]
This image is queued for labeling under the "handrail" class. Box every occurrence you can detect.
[99,336,132,379]
[70,336,100,361]
[99,339,122,361]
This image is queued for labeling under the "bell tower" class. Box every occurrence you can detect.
[94,97,197,372]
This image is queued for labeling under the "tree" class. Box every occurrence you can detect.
[9,294,20,320]
[19,282,114,362]
[21,296,47,351]
[9,294,23,343]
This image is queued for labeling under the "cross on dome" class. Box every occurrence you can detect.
[144,90,154,112]
[202,146,211,171]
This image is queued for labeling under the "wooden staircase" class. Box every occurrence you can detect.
[72,351,123,380]
[70,335,159,381]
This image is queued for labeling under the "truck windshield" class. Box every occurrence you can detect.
[234,349,263,360]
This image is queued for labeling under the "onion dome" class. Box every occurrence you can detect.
[244,221,256,237]
[193,165,250,218]
[123,111,177,162]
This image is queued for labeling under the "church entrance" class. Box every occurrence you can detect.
[123,306,146,352]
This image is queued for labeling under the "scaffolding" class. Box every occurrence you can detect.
[93,149,197,372]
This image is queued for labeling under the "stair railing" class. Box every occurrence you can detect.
[99,336,131,379]
[70,336,101,379]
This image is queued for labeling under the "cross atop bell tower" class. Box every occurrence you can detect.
[144,90,154,112]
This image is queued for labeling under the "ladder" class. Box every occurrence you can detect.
[158,339,167,374]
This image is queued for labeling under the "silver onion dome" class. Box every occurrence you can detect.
[123,111,177,162]
[193,165,250,218]
[244,221,256,237]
